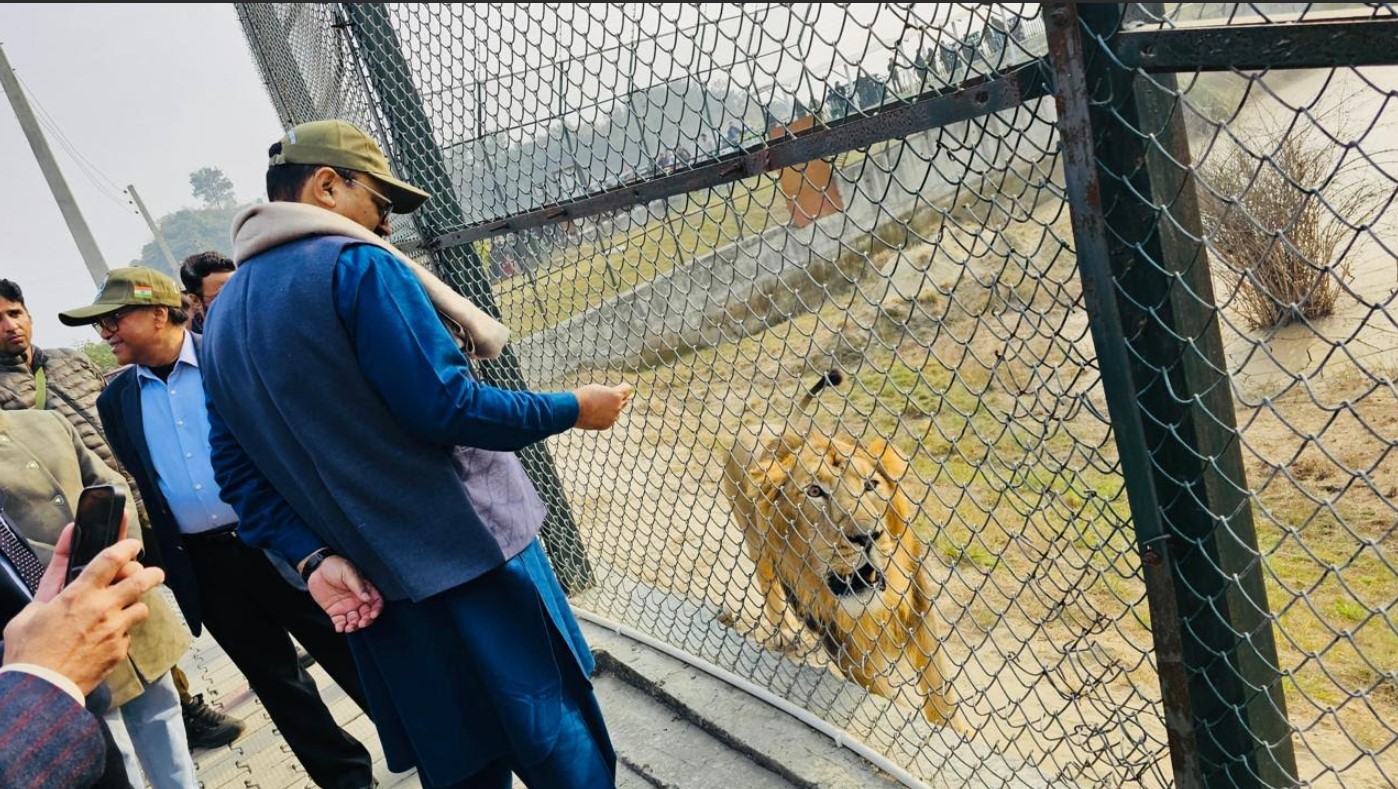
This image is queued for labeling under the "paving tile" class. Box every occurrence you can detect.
[189,632,420,788]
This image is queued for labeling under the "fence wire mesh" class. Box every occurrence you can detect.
[236,3,1398,787]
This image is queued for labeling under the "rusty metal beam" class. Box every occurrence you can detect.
[341,2,595,592]
[1045,4,1299,787]
[1116,16,1398,72]
[403,59,1053,253]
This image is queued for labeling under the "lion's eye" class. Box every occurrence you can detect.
[806,484,828,499]
[863,478,878,492]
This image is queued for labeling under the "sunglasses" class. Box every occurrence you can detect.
[94,308,139,334]
[347,177,394,222]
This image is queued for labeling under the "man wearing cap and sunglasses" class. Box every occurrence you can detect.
[197,119,632,789]
[61,267,376,789]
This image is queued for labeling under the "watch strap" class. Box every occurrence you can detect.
[299,548,335,582]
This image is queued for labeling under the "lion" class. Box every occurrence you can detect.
[721,370,958,728]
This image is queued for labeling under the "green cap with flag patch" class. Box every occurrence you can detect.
[59,266,184,326]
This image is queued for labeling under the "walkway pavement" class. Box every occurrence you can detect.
[182,630,406,788]
[179,619,864,788]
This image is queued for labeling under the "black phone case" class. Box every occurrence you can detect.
[66,485,126,585]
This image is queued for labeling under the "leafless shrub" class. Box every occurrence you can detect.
[1200,115,1384,330]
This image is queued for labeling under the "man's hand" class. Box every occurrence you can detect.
[307,556,384,633]
[35,515,130,602]
[573,383,634,430]
[3,531,165,694]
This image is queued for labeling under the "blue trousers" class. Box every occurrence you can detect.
[102,671,198,789]
[422,675,614,789]
[349,541,615,788]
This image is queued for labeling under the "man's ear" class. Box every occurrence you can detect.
[302,167,341,209]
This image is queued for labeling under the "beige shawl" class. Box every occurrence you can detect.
[231,202,509,359]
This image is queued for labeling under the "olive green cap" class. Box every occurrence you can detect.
[58,266,184,326]
[269,119,431,213]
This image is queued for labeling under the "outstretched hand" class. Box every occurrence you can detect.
[573,382,634,430]
[307,556,384,633]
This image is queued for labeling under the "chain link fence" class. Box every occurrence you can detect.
[236,3,1398,786]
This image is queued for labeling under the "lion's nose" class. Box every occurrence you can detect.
[847,531,882,549]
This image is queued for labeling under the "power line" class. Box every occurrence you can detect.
[28,124,132,210]
[18,74,127,194]
[16,74,138,213]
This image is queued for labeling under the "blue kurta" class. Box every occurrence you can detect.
[205,242,606,785]
[208,244,577,571]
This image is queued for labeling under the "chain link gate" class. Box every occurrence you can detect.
[235,4,1398,786]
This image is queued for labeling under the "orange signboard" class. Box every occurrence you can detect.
[770,116,844,227]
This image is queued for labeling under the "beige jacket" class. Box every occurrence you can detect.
[0,347,150,530]
[0,408,190,707]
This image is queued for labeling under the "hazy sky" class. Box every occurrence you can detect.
[0,3,281,349]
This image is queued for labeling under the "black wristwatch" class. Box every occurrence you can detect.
[300,548,336,582]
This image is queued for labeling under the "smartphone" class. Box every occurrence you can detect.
[66,484,126,586]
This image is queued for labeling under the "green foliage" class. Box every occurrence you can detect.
[130,204,249,274]
[190,166,236,209]
[77,340,117,372]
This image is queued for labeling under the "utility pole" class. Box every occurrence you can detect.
[0,41,109,286]
[126,184,179,277]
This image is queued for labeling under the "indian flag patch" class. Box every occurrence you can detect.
[133,284,153,300]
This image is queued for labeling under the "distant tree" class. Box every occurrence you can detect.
[190,167,236,208]
[130,203,249,273]
[77,340,117,372]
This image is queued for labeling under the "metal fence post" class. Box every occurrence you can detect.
[337,3,595,593]
[235,5,317,125]
[1043,4,1298,787]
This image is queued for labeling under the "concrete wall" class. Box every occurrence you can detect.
[513,97,1059,387]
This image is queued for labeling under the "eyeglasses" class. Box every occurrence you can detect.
[347,177,394,222]
[94,308,137,334]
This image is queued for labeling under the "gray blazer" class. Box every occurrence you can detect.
[0,408,190,707]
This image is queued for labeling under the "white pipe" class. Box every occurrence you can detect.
[572,606,930,789]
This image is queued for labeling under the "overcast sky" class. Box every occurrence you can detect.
[0,3,281,349]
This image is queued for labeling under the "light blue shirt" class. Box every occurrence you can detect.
[138,331,240,535]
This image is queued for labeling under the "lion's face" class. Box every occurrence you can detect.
[761,434,911,615]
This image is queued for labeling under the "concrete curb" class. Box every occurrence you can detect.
[586,620,902,788]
